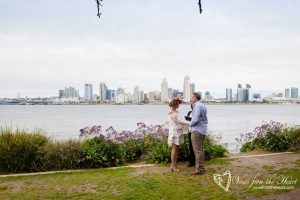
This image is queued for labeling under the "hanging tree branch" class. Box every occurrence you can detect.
[94,1,203,19]
[198,0,203,14]
[95,0,103,18]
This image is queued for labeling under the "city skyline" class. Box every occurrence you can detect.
[1,1,300,98]
[54,78,298,103]
[1,78,299,100]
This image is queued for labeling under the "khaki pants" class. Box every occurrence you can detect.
[191,131,205,172]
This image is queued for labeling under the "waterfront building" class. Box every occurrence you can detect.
[226,88,233,102]
[291,87,299,99]
[285,88,290,98]
[134,86,140,103]
[99,82,107,101]
[237,84,250,102]
[148,91,160,102]
[64,86,79,98]
[161,78,169,102]
[140,90,145,102]
[58,90,65,98]
[84,84,93,102]
[183,76,191,102]
[168,88,173,100]
[190,83,195,98]
[204,91,211,101]
[106,89,115,102]
[253,93,261,100]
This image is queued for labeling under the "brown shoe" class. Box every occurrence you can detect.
[192,168,205,172]
[191,170,205,175]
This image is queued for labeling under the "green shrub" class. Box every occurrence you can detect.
[288,127,300,151]
[122,139,143,162]
[0,128,49,173]
[145,140,171,164]
[240,141,256,152]
[145,134,227,164]
[178,135,190,161]
[82,135,123,167]
[38,140,83,171]
[240,130,295,152]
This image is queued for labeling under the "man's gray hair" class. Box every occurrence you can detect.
[192,92,201,101]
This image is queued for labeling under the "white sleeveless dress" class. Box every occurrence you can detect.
[168,111,190,146]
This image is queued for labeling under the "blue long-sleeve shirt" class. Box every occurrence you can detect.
[189,101,208,135]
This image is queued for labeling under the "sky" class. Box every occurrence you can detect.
[0,0,299,98]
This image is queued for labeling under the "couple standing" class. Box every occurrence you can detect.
[168,92,208,175]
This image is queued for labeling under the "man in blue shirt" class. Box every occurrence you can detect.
[189,92,208,175]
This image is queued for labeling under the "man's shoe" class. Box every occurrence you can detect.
[191,170,205,175]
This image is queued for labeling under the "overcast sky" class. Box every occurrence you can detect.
[0,0,299,98]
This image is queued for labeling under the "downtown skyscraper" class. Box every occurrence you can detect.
[183,76,191,102]
[99,82,107,101]
[84,84,93,102]
[161,78,169,102]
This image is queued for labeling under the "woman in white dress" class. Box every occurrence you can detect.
[168,98,190,172]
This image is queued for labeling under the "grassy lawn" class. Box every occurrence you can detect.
[0,157,299,200]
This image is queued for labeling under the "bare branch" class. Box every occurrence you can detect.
[94,1,203,19]
[198,0,203,14]
[95,0,103,18]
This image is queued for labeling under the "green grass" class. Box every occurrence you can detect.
[0,159,299,200]
[245,159,300,198]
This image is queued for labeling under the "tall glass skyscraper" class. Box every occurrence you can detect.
[183,76,191,102]
[226,88,233,102]
[285,88,290,98]
[134,86,140,103]
[291,87,299,99]
[161,78,169,102]
[84,84,93,102]
[190,83,195,99]
[99,82,107,101]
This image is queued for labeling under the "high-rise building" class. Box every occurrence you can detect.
[64,87,79,98]
[226,88,233,102]
[285,88,290,98]
[134,86,140,103]
[144,93,148,102]
[237,84,251,102]
[148,91,159,102]
[161,78,169,102]
[99,82,107,101]
[291,87,299,99]
[190,83,195,99]
[183,76,191,102]
[204,91,211,101]
[127,93,133,102]
[168,88,173,100]
[58,90,65,98]
[84,84,93,102]
[140,90,144,102]
[116,87,125,103]
[237,89,249,102]
[106,90,115,102]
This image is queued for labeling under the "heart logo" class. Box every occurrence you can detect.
[213,170,232,192]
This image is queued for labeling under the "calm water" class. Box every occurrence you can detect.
[1,104,300,151]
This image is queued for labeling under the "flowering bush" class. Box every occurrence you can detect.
[80,122,168,143]
[79,122,227,164]
[80,122,169,163]
[235,121,288,144]
[236,121,297,152]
